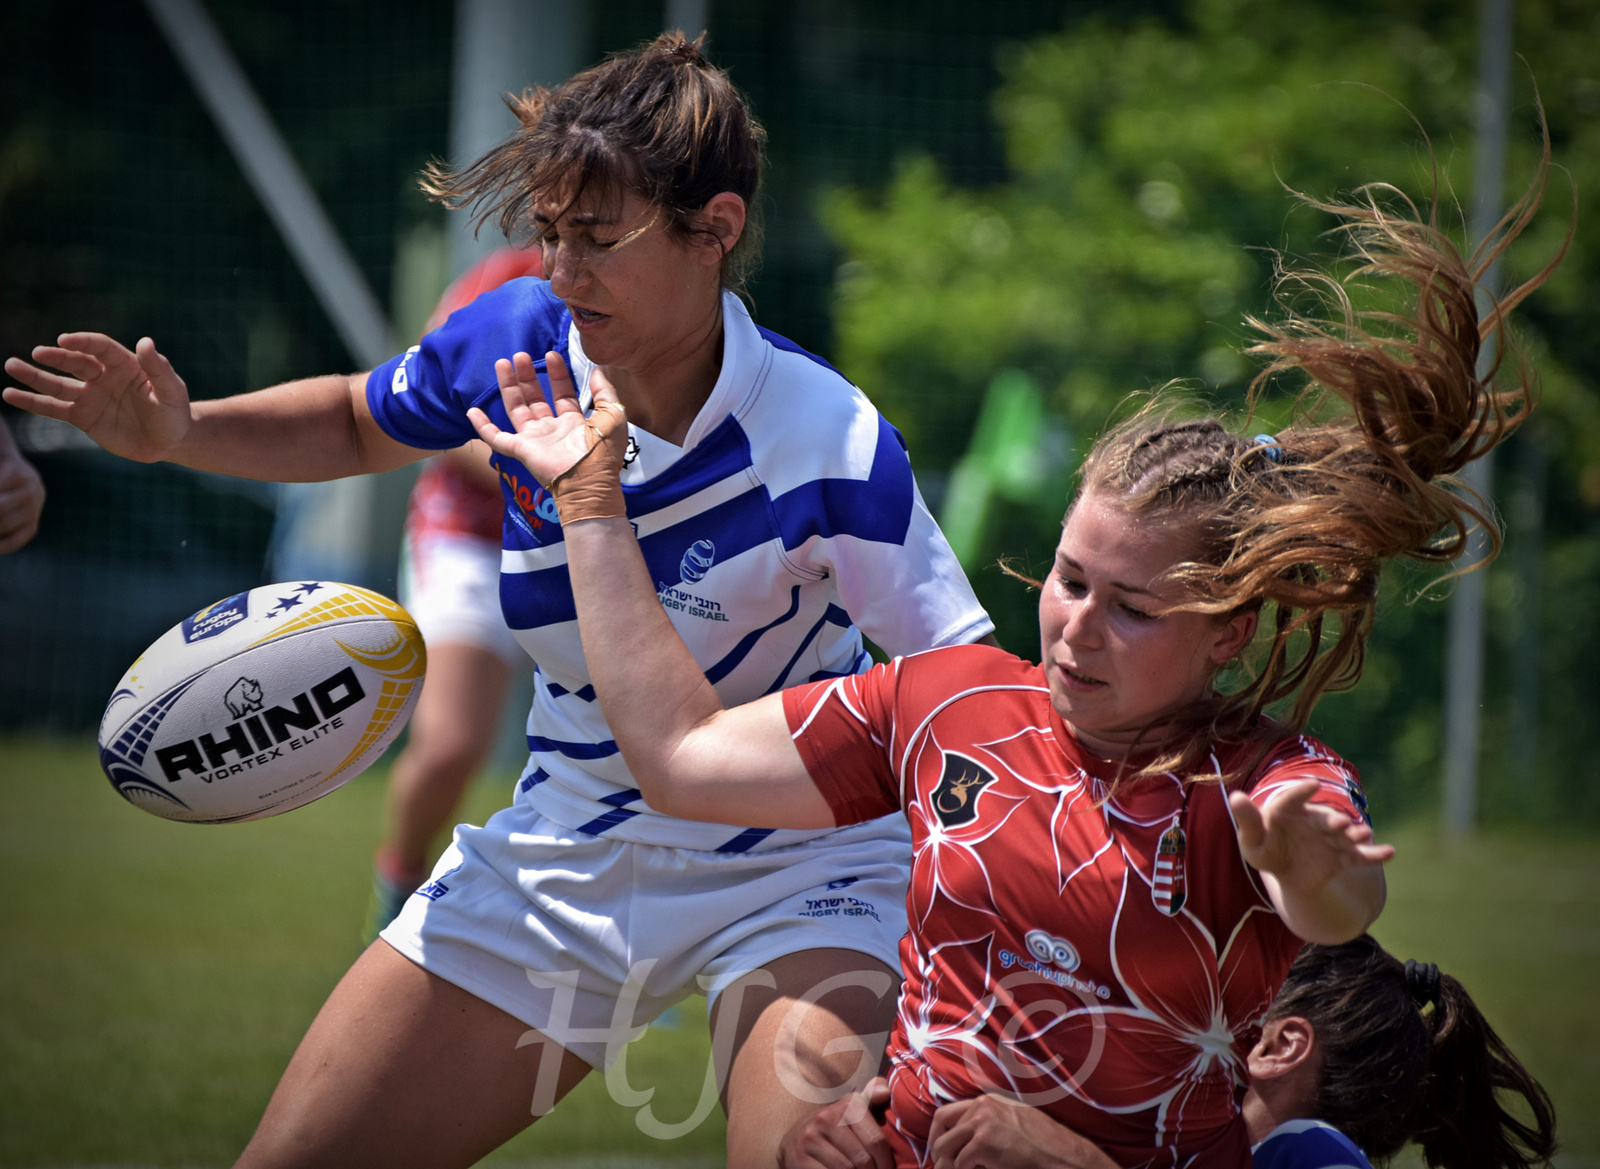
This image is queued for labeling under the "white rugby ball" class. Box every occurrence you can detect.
[97,581,427,823]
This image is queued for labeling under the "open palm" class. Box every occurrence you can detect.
[2,333,194,463]
[467,350,621,486]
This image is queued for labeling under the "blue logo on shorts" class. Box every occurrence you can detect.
[680,539,716,583]
[416,862,464,902]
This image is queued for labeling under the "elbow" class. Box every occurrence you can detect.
[634,772,682,817]
[630,758,702,821]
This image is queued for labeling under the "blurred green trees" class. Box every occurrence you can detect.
[823,0,1600,827]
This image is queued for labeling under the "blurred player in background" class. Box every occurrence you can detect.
[367,246,546,940]
[0,415,45,553]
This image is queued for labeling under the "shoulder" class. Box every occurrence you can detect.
[425,277,570,364]
[1242,733,1360,792]
[1253,1119,1373,1169]
[737,314,901,481]
[793,644,1041,734]
[893,643,1046,707]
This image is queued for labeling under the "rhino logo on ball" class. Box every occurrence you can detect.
[224,676,264,719]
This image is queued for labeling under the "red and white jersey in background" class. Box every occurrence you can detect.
[783,643,1369,1169]
[405,247,546,546]
[405,459,505,544]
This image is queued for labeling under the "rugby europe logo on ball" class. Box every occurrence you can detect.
[96,582,427,823]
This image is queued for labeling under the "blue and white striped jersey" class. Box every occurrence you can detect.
[368,282,992,850]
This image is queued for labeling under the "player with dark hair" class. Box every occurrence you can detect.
[1247,935,1556,1169]
[779,935,1558,1169]
[479,139,1560,1165]
[4,32,993,1168]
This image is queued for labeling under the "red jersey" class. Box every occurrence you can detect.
[405,457,504,544]
[783,644,1368,1169]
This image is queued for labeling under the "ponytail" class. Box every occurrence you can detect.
[1410,965,1557,1169]
[1269,938,1557,1169]
[1071,120,1566,781]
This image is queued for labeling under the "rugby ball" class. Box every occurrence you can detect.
[97,581,427,823]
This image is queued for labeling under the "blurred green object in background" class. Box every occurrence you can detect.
[940,369,1074,570]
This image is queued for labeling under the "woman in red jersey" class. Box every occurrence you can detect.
[470,150,1559,1167]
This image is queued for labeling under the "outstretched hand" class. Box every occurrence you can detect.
[466,350,621,487]
[1230,780,1393,944]
[3,334,193,463]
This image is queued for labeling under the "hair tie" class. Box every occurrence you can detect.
[1404,959,1441,1009]
[1251,433,1285,464]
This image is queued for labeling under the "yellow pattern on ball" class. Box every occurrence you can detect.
[247,584,428,790]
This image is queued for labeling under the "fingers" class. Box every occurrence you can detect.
[544,350,585,416]
[778,1093,892,1169]
[1264,779,1320,818]
[588,362,620,408]
[133,337,191,407]
[0,384,76,422]
[465,406,518,457]
[57,331,136,365]
[26,344,106,382]
[3,356,86,407]
[927,1098,977,1165]
[493,353,552,432]
[1228,790,1265,851]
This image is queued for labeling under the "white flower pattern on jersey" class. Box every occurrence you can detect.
[795,659,1367,1167]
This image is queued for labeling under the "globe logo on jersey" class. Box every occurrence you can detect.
[680,539,716,584]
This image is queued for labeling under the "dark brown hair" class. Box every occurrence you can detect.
[421,31,766,293]
[1066,126,1564,781]
[1272,936,1556,1168]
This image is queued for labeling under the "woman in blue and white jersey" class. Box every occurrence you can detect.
[4,32,993,1169]
[1245,936,1555,1169]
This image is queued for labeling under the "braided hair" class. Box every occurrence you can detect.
[1068,127,1564,782]
[1271,936,1556,1168]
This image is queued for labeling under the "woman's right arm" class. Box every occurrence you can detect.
[470,349,836,830]
[563,515,835,828]
[3,333,422,479]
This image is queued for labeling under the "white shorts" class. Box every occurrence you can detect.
[398,532,524,666]
[380,802,911,1069]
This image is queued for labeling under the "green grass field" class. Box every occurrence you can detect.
[1,736,1596,1168]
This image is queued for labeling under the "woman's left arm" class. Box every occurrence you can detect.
[1229,781,1392,945]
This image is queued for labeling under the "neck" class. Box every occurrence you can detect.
[602,294,725,447]
[1065,719,1186,762]
[1240,1084,1312,1145]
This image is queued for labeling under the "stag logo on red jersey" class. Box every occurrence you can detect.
[931,751,997,828]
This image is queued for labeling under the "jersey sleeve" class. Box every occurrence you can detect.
[1246,737,1370,826]
[365,278,569,451]
[771,405,993,656]
[782,662,904,826]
